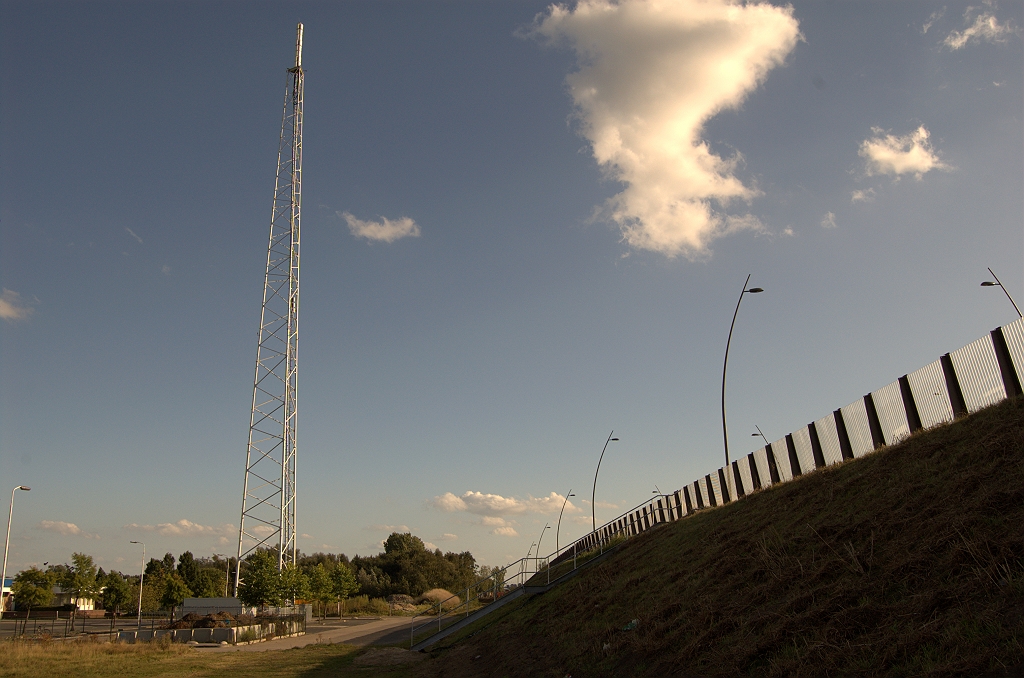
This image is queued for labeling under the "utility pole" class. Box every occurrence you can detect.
[236,23,304,595]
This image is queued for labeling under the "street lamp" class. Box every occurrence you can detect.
[213,554,230,597]
[981,267,1022,318]
[535,524,550,562]
[1,486,30,621]
[556,490,574,553]
[722,274,763,504]
[752,425,770,447]
[591,431,619,532]
[130,541,145,629]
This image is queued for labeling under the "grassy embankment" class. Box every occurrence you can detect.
[414,397,1024,677]
[2,398,1021,677]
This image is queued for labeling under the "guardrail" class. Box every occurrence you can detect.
[409,316,1024,650]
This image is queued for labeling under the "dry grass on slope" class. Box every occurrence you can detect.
[416,398,1024,677]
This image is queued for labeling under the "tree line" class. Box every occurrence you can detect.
[8,533,483,619]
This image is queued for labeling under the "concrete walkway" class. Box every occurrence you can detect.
[199,616,412,652]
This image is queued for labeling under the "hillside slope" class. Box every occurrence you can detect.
[415,398,1024,677]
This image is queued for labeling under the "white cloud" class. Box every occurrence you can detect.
[781,226,794,236]
[161,264,172,275]
[123,519,233,537]
[0,289,33,321]
[38,520,98,539]
[820,212,837,229]
[341,212,421,243]
[859,126,948,180]
[423,542,439,551]
[479,516,510,527]
[438,533,458,541]
[490,527,519,537]
[944,10,1018,49]
[528,0,800,259]
[850,188,876,203]
[430,491,576,517]
[125,227,143,244]
[922,9,944,35]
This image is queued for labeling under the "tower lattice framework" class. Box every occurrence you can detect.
[235,23,304,593]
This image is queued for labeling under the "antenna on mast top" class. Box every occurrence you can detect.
[295,23,303,70]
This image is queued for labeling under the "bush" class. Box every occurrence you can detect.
[418,589,460,610]
[366,598,390,615]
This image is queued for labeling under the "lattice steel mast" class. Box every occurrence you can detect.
[235,23,304,594]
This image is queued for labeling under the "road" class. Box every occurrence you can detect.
[198,615,413,652]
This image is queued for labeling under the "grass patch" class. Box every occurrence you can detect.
[411,398,1024,677]
[0,637,417,678]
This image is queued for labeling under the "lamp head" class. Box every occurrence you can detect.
[747,287,764,294]
[981,281,998,287]
[16,486,29,491]
[610,437,619,442]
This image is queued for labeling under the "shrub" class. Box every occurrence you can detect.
[418,589,460,610]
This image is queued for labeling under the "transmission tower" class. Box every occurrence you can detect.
[235,23,304,594]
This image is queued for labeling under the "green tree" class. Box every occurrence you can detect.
[330,563,359,617]
[280,563,309,605]
[101,572,132,615]
[308,563,334,621]
[68,552,100,607]
[11,568,54,635]
[177,551,200,591]
[237,550,282,609]
[160,573,191,621]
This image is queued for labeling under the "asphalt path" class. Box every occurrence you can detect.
[198,615,414,652]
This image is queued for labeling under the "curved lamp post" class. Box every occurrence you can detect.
[1,486,30,621]
[981,267,1022,318]
[722,275,763,503]
[591,431,619,532]
[130,541,145,629]
[752,425,770,447]
[535,524,550,570]
[556,490,574,553]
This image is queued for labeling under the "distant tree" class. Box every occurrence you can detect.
[308,564,333,621]
[11,568,55,635]
[144,558,165,578]
[237,550,282,610]
[280,563,310,606]
[177,551,200,592]
[330,563,359,617]
[161,553,176,573]
[160,573,191,621]
[101,572,132,615]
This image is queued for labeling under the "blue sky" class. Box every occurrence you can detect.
[1,0,1021,574]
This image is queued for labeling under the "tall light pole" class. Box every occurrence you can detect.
[1,486,30,620]
[535,524,550,561]
[722,275,763,504]
[591,431,619,532]
[130,541,145,629]
[981,267,1022,318]
[752,425,770,447]
[556,490,574,553]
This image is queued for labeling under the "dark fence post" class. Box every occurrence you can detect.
[785,434,802,477]
[765,443,782,483]
[718,468,731,503]
[833,409,855,460]
[991,327,1023,397]
[682,486,694,513]
[864,393,886,448]
[705,476,717,507]
[748,453,762,490]
[807,422,826,468]
[732,461,745,498]
[693,482,705,509]
[941,353,968,417]
[898,375,923,432]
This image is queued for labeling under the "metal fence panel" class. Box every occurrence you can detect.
[771,437,794,481]
[738,456,754,495]
[906,359,954,429]
[1001,316,1024,387]
[791,426,816,473]
[814,414,843,466]
[695,480,710,509]
[949,335,1007,412]
[752,447,773,488]
[708,472,724,506]
[872,380,910,445]
[840,400,874,457]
